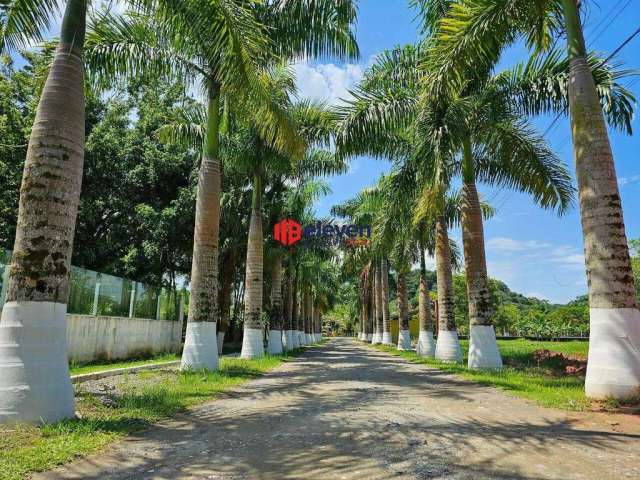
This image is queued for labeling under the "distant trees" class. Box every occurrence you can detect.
[0,52,197,286]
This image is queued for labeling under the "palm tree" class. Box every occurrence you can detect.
[0,0,88,424]
[282,255,294,350]
[266,254,284,354]
[337,41,629,368]
[86,2,296,370]
[236,99,345,358]
[425,0,639,398]
[417,229,436,356]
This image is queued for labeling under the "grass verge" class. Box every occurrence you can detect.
[1,348,309,480]
[369,339,591,412]
[69,353,180,376]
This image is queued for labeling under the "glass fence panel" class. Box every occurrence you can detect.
[157,287,178,321]
[0,250,181,321]
[68,266,98,315]
[0,250,11,307]
[134,282,160,320]
[96,273,132,317]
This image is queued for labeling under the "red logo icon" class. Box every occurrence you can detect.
[274,219,302,246]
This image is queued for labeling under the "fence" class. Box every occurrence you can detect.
[0,251,187,361]
[1,250,184,321]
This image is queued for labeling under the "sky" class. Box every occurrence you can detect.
[292,0,640,304]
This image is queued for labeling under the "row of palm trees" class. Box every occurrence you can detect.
[0,0,356,424]
[0,0,638,426]
[333,0,639,399]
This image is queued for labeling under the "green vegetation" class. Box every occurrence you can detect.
[370,340,591,411]
[0,353,302,480]
[69,353,180,376]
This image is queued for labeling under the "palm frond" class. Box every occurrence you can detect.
[0,0,62,51]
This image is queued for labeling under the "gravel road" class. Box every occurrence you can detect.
[35,337,640,480]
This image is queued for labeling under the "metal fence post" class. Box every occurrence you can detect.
[129,282,136,318]
[92,279,101,316]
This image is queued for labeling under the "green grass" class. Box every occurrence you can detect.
[69,353,181,376]
[370,339,591,412]
[0,349,307,480]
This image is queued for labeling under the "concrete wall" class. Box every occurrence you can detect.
[66,314,183,363]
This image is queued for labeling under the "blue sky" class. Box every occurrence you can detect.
[293,0,640,304]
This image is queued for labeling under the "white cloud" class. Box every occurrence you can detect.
[618,174,640,188]
[526,292,549,301]
[486,237,550,252]
[484,236,588,303]
[292,61,364,105]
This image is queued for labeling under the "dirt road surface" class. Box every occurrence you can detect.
[36,338,640,480]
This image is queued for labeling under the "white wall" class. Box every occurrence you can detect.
[66,314,183,363]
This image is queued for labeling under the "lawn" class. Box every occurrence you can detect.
[69,353,181,376]
[0,350,306,480]
[371,339,592,412]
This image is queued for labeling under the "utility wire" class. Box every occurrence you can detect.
[587,0,633,48]
[542,25,640,140]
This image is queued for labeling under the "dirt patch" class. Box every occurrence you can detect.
[531,349,587,376]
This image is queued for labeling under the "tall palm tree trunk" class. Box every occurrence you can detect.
[299,286,306,345]
[312,302,318,342]
[306,288,313,344]
[434,215,462,362]
[0,0,86,424]
[562,0,640,399]
[461,139,503,369]
[290,264,300,348]
[373,263,383,344]
[381,258,393,345]
[181,82,222,371]
[417,246,436,357]
[240,173,264,358]
[302,286,311,345]
[283,260,295,350]
[267,257,283,354]
[217,250,236,355]
[397,269,412,350]
[367,274,375,342]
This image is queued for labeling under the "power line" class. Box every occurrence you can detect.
[587,0,633,48]
[542,24,640,139]
[597,25,640,68]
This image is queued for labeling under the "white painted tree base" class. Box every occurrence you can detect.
[371,332,380,344]
[306,333,313,344]
[181,322,219,370]
[366,333,373,342]
[397,330,412,350]
[217,331,225,356]
[435,330,463,363]
[267,329,283,355]
[0,301,75,424]
[417,330,436,357]
[468,325,503,369]
[382,332,393,345]
[586,308,640,399]
[298,331,306,346]
[283,330,295,351]
[240,328,264,359]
